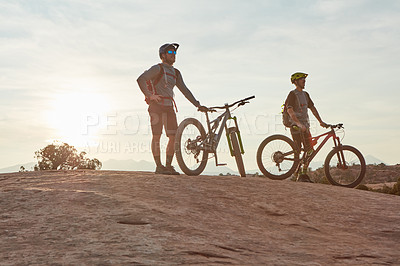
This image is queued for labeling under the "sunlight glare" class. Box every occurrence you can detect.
[46,92,110,148]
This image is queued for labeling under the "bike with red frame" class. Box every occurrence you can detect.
[256,124,366,188]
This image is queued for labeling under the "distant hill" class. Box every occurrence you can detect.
[0,154,391,176]
[364,155,386,165]
[0,159,238,176]
[0,162,36,173]
[102,159,238,176]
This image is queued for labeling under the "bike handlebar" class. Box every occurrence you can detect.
[327,123,343,129]
[203,95,255,112]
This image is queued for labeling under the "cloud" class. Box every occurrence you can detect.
[0,0,400,167]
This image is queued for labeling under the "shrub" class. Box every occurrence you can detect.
[35,141,102,171]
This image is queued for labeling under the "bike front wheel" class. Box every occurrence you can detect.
[324,145,366,188]
[229,129,246,177]
[175,118,209,176]
[256,135,299,180]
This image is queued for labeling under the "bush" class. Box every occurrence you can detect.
[35,141,102,171]
[356,177,400,196]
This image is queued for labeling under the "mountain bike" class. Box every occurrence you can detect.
[256,124,366,188]
[175,96,255,177]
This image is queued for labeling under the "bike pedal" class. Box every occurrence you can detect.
[217,163,227,166]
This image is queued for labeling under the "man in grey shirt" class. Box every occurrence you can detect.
[137,43,205,175]
[285,72,327,182]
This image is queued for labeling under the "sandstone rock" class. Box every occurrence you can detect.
[0,170,399,265]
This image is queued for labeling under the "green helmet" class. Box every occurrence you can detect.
[291,72,308,83]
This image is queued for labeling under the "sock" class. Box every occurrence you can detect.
[166,155,174,167]
[154,156,162,167]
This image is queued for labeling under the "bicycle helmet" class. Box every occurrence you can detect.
[291,72,308,83]
[159,43,179,59]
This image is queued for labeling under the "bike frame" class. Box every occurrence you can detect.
[296,124,348,170]
[203,104,243,166]
[196,96,255,166]
[306,128,340,162]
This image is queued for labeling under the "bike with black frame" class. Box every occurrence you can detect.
[175,96,255,177]
[256,123,366,188]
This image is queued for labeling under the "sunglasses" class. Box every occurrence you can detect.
[167,50,176,55]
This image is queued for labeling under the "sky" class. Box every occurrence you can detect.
[1,0,399,171]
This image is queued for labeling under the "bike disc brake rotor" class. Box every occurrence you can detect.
[272,151,284,164]
[184,138,201,158]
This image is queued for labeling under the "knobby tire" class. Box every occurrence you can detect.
[175,118,208,176]
[257,135,299,180]
[324,145,366,188]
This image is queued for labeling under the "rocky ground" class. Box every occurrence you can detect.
[1,170,399,265]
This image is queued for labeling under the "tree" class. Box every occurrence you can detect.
[34,141,102,171]
[77,152,102,170]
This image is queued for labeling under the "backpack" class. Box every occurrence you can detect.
[282,91,300,128]
[145,64,180,111]
[281,103,291,127]
[145,63,165,103]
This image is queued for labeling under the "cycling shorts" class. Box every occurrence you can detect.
[148,103,178,137]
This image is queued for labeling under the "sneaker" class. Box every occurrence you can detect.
[165,165,180,175]
[155,165,169,174]
[297,174,313,183]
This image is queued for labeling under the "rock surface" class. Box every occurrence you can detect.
[1,170,399,265]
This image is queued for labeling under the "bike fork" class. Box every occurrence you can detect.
[225,117,244,156]
[333,138,348,170]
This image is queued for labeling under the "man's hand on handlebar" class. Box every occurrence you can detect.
[320,122,329,128]
[198,106,209,112]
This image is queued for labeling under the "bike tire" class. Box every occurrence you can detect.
[230,130,246,177]
[256,134,299,180]
[175,118,208,176]
[324,145,366,188]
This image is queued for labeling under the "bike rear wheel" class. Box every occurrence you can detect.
[324,145,366,188]
[257,135,299,180]
[229,129,246,177]
[175,118,208,176]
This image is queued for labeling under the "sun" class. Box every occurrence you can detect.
[46,91,110,147]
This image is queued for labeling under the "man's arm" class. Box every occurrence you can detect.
[175,69,201,107]
[310,106,327,127]
[287,107,307,131]
[137,65,162,102]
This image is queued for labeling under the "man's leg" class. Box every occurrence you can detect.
[166,135,175,167]
[164,107,179,175]
[148,104,168,174]
[164,135,179,175]
[290,127,313,182]
[151,134,162,167]
[290,127,302,152]
[298,129,313,182]
[302,130,313,153]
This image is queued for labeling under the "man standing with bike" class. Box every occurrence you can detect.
[137,43,206,175]
[285,72,327,181]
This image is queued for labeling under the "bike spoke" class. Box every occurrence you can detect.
[326,147,365,187]
[179,124,205,171]
[259,137,297,178]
